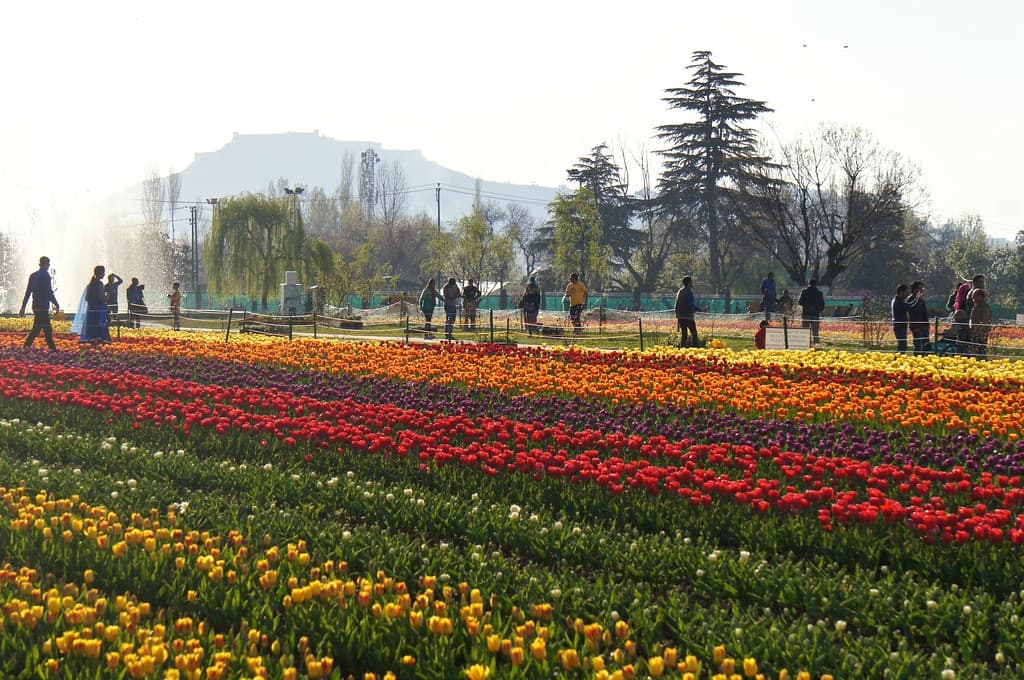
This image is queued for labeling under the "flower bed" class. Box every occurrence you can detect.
[1,331,1023,678]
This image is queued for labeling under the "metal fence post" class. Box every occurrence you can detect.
[639,318,644,352]
[225,309,233,343]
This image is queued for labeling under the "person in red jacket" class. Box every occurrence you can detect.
[754,319,769,349]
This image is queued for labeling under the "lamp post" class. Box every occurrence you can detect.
[284,186,304,223]
[200,197,219,310]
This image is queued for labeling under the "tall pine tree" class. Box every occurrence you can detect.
[656,50,775,296]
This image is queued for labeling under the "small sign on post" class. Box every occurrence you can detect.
[765,326,812,350]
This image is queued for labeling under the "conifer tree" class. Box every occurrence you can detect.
[656,50,775,295]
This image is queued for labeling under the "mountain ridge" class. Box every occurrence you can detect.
[169,130,560,225]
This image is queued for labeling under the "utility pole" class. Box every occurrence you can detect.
[436,183,441,233]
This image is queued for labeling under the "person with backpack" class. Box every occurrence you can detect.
[797,278,825,345]
[953,275,984,345]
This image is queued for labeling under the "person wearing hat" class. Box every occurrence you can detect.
[462,278,481,331]
[19,255,61,350]
[521,277,541,336]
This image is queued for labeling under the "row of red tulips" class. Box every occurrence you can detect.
[2,353,1023,546]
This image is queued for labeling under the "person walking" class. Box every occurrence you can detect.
[441,277,461,341]
[168,282,181,331]
[797,278,825,345]
[126,277,147,328]
[19,255,60,350]
[462,279,481,331]
[104,272,124,321]
[79,265,111,344]
[674,276,700,348]
[891,283,910,353]
[418,278,442,340]
[565,272,588,334]
[521,277,541,336]
[968,288,992,359]
[906,281,930,355]
[760,272,777,320]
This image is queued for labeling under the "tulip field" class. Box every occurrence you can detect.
[2,324,1024,679]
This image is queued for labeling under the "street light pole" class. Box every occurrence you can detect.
[284,186,305,222]
[201,198,220,310]
[189,205,199,309]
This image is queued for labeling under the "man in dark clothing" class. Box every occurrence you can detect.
[906,281,931,355]
[441,277,461,341]
[126,277,146,328]
[462,279,481,331]
[674,276,699,348]
[760,272,777,320]
[19,256,60,350]
[797,278,825,345]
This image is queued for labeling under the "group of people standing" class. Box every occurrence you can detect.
[18,255,175,350]
[419,277,479,341]
[418,273,590,341]
[891,275,991,358]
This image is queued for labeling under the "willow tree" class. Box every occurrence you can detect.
[204,193,332,312]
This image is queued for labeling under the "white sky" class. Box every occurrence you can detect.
[1,0,1022,245]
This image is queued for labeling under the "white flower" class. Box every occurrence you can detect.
[385,493,395,502]
[37,468,48,477]
[263,463,274,471]
[153,451,163,459]
[550,589,561,599]
[738,550,750,562]
[553,520,563,531]
[835,620,847,632]
[416,498,425,507]
[941,669,955,680]
[962,605,972,615]
[341,530,353,541]
[403,488,413,496]
[73,468,82,476]
[509,504,521,514]
[110,491,119,499]
[126,479,137,489]
[610,611,620,621]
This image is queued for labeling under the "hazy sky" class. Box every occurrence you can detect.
[1,0,1022,244]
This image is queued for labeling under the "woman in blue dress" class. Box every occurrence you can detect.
[78,265,111,344]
